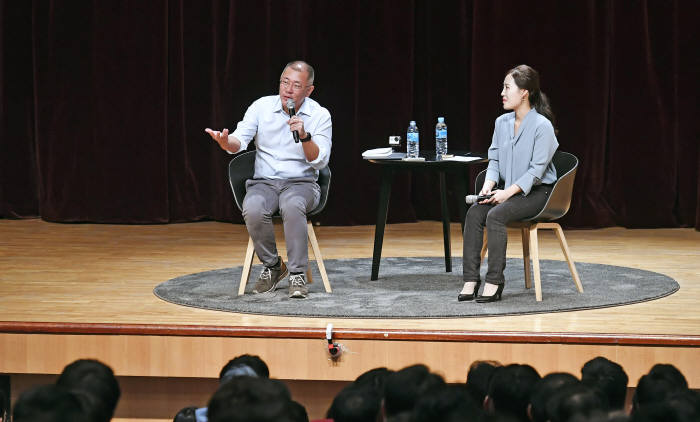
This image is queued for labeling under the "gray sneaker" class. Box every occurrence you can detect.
[288,273,308,298]
[252,259,288,294]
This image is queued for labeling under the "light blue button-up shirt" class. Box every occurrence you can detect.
[231,95,332,180]
[485,109,558,195]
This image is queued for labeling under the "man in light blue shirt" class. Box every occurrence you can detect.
[206,61,332,299]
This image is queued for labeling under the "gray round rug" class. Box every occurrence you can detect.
[153,257,679,318]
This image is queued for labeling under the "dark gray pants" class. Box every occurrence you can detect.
[242,178,320,273]
[462,185,551,285]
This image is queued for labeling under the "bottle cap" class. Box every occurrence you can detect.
[438,117,444,123]
[409,120,416,126]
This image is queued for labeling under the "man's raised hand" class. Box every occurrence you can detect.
[205,128,242,153]
[205,128,229,148]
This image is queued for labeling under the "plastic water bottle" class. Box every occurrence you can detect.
[407,120,419,158]
[435,117,448,159]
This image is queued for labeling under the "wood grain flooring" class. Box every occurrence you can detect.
[1,219,699,421]
[1,219,698,335]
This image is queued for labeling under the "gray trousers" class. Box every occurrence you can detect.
[242,178,320,273]
[463,184,551,285]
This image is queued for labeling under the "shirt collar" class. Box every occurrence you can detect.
[511,108,538,143]
[275,96,312,116]
[508,107,538,122]
[524,107,538,121]
[297,98,312,116]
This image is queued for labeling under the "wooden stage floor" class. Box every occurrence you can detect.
[1,219,699,420]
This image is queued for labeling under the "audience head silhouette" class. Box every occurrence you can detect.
[631,390,700,422]
[383,364,445,420]
[218,353,270,383]
[55,358,120,422]
[466,360,501,408]
[633,363,689,412]
[546,383,607,422]
[528,372,580,422]
[484,363,541,422]
[327,384,382,422]
[354,367,393,394]
[412,384,482,422]
[207,376,293,422]
[581,357,629,411]
[326,366,394,422]
[13,384,89,422]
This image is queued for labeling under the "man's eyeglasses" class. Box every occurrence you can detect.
[280,79,307,91]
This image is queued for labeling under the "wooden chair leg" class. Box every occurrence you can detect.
[239,236,256,296]
[306,267,314,284]
[480,231,488,261]
[551,223,584,293]
[529,225,543,301]
[307,222,332,293]
[521,226,532,289]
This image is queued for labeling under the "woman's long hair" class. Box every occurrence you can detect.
[507,65,557,132]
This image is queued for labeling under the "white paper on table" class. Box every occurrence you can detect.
[362,147,394,158]
[442,155,482,162]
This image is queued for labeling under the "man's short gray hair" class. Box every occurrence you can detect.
[282,60,315,85]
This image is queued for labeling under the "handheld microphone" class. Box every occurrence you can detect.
[286,99,299,143]
[465,194,494,205]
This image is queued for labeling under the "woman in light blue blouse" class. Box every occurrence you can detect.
[459,65,558,303]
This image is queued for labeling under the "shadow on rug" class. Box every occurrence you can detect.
[153,257,678,318]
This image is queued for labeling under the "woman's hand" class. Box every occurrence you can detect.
[479,180,496,196]
[489,189,511,204]
[482,184,523,204]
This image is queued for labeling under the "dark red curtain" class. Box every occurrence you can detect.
[2,1,698,228]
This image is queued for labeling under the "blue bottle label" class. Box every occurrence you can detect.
[407,133,419,143]
[436,129,447,138]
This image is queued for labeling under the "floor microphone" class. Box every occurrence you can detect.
[286,99,300,143]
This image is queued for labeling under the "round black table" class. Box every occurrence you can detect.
[364,150,487,280]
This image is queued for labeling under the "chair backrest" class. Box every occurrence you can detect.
[313,166,332,217]
[228,151,257,212]
[474,168,487,195]
[227,150,331,217]
[473,151,578,222]
[529,151,577,221]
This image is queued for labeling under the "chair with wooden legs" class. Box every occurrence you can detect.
[228,151,332,296]
[475,151,583,301]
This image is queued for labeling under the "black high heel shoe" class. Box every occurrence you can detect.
[475,283,504,303]
[458,281,481,302]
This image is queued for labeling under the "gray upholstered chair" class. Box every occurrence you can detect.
[228,151,332,295]
[474,151,583,301]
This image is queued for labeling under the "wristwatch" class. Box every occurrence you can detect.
[300,133,312,142]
